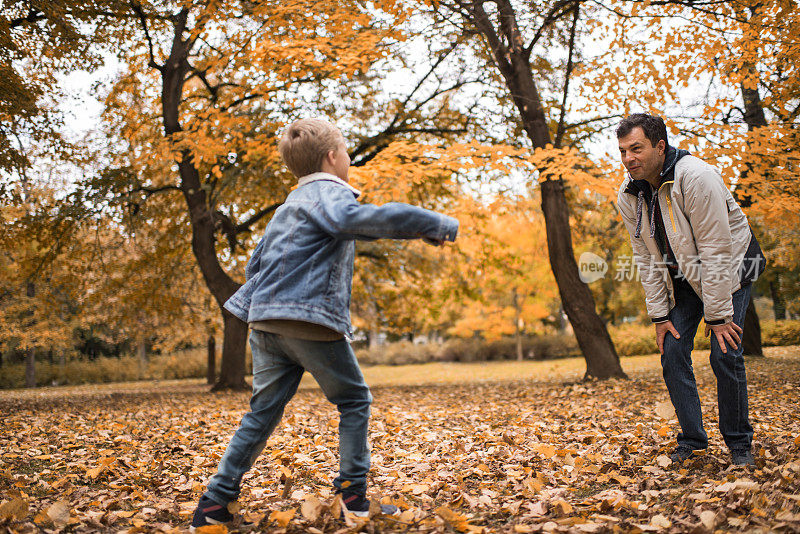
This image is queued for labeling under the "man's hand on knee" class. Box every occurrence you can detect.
[704,322,743,354]
[655,320,680,355]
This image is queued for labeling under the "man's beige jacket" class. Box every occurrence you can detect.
[616,153,753,324]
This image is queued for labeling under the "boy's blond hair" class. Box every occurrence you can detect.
[278,118,344,178]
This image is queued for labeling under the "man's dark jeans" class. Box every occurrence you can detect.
[661,277,753,452]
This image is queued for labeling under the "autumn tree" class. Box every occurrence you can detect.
[85,1,487,389]
[443,197,559,359]
[421,0,627,379]
[0,1,125,175]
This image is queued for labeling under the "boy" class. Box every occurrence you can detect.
[191,118,459,530]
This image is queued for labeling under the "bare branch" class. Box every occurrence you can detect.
[523,0,576,61]
[562,114,624,131]
[554,3,580,148]
[9,9,46,28]
[235,203,282,235]
[127,184,182,197]
[130,1,163,70]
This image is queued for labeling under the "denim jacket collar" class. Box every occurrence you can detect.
[298,172,362,198]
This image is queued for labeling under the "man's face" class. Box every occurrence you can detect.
[618,126,666,183]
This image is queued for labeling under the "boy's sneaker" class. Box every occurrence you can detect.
[731,449,755,467]
[339,491,400,517]
[190,495,234,532]
[669,445,696,463]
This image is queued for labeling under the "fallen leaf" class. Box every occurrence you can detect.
[655,401,676,421]
[699,510,717,530]
[0,497,28,520]
[436,506,472,532]
[329,494,343,520]
[301,495,324,522]
[551,498,573,516]
[651,514,671,529]
[86,456,116,479]
[368,498,382,518]
[46,501,70,527]
[535,444,556,458]
[269,507,296,527]
[656,455,671,468]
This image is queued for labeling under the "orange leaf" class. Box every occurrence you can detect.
[269,507,296,527]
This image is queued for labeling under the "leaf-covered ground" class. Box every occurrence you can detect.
[2,346,799,533]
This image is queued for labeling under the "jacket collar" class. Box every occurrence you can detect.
[623,146,690,197]
[297,172,362,198]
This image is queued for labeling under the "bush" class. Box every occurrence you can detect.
[0,348,211,390]
[5,320,797,388]
[438,334,579,363]
[609,324,657,357]
[355,333,580,366]
[355,341,441,366]
[761,320,800,346]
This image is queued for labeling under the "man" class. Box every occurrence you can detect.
[615,113,765,466]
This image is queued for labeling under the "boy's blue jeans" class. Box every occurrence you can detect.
[204,330,372,505]
[662,277,753,452]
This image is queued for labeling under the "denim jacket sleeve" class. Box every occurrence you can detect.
[312,184,459,242]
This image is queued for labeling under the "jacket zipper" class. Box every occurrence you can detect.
[659,180,677,233]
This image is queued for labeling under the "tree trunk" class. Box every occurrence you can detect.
[369,329,381,349]
[737,60,768,356]
[769,277,786,320]
[207,335,216,385]
[541,180,627,378]
[25,280,36,387]
[464,0,625,379]
[213,310,248,391]
[742,297,763,357]
[156,9,248,390]
[513,288,523,361]
[137,337,147,379]
[59,351,66,384]
[25,348,35,388]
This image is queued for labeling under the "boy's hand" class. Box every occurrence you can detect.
[423,237,444,246]
[704,321,743,354]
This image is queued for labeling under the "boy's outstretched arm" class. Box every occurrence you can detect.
[313,185,458,244]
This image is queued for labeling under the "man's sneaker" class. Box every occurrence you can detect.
[339,491,400,518]
[669,445,696,462]
[190,495,233,532]
[731,449,755,466]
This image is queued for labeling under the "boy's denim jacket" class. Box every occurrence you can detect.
[224,173,459,338]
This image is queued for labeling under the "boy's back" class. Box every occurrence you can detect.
[191,118,457,531]
[225,173,457,338]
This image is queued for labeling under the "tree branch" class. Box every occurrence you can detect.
[130,184,182,196]
[554,3,580,148]
[234,203,282,235]
[9,9,46,28]
[130,1,163,70]
[523,0,576,61]
[350,127,468,168]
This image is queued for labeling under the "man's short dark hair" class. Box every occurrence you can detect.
[616,113,669,149]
